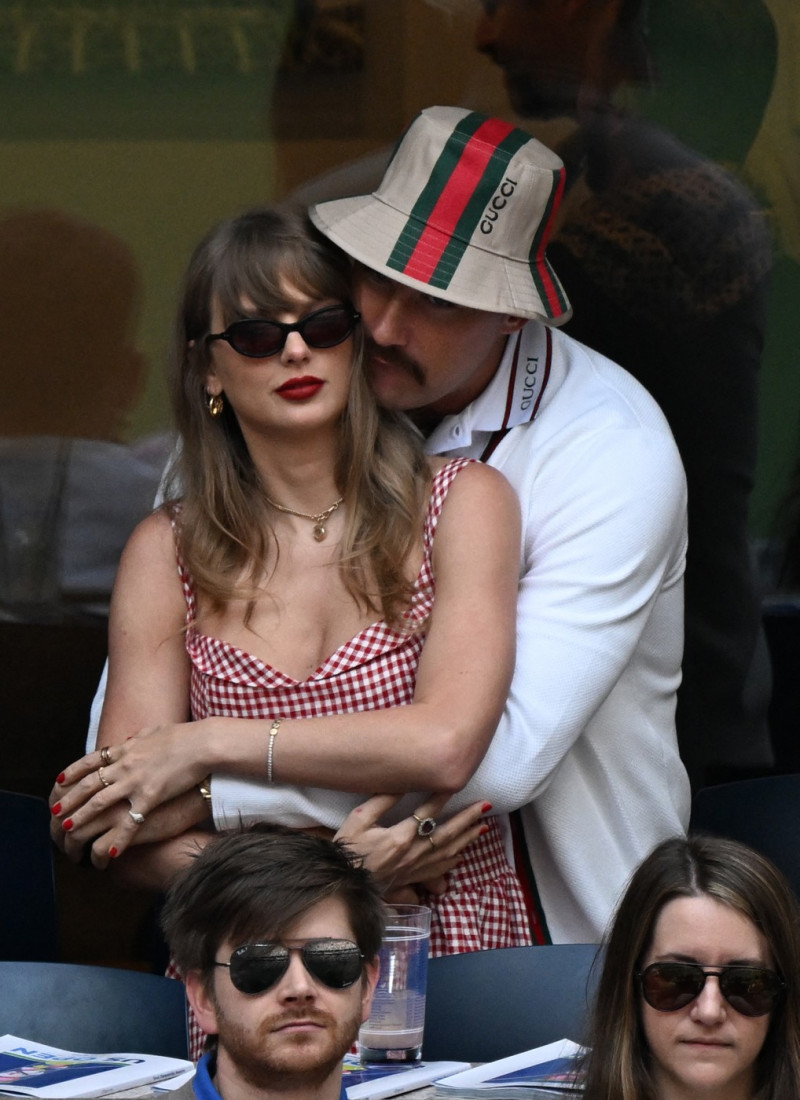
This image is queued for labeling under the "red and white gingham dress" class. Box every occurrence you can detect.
[174,458,531,1057]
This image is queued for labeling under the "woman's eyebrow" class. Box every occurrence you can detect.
[654,951,768,966]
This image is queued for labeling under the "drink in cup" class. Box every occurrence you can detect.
[359,903,431,1063]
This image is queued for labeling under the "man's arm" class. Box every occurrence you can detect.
[86,662,106,754]
[450,414,688,812]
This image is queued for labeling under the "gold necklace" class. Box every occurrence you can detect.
[265,494,344,542]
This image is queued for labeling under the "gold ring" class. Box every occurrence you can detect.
[427,834,436,849]
[98,767,110,789]
[100,746,112,766]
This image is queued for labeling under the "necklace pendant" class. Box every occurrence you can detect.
[313,522,326,542]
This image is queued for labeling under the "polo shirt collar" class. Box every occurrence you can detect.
[191,1052,220,1100]
[425,321,553,454]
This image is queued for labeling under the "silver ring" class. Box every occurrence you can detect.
[98,767,110,789]
[100,746,112,766]
[128,807,145,826]
[412,814,437,838]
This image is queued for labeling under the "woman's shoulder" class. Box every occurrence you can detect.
[428,455,517,499]
[425,458,520,547]
[119,505,178,569]
[110,504,186,624]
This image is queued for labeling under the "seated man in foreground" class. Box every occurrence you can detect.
[160,824,382,1100]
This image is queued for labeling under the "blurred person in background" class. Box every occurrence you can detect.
[0,208,168,620]
[474,0,776,788]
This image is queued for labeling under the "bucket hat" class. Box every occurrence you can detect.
[310,105,571,324]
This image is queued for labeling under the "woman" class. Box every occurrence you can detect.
[581,834,800,1100]
[50,206,529,951]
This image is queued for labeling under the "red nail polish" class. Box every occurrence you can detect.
[109,847,119,859]
[51,802,62,816]
[482,802,493,814]
[56,773,66,784]
[63,818,74,832]
[479,823,490,836]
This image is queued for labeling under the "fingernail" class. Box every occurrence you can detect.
[482,802,492,814]
[63,819,74,832]
[479,824,490,836]
[56,773,66,784]
[51,802,62,816]
[109,847,119,859]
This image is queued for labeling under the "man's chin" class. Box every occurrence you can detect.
[228,1034,348,1091]
[217,1010,361,1090]
[255,1038,339,1075]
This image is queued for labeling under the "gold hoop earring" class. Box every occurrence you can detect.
[207,393,224,418]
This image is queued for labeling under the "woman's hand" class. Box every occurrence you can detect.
[334,792,491,897]
[49,725,209,844]
[49,737,211,867]
[50,783,210,869]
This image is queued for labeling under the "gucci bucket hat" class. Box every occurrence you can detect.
[310,105,572,324]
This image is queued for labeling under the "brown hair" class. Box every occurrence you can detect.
[161,823,385,980]
[582,834,800,1100]
[164,205,430,626]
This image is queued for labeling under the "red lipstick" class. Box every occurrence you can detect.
[276,376,324,401]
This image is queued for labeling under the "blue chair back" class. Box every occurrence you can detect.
[422,943,601,1062]
[0,790,59,960]
[691,773,800,899]
[0,961,188,1057]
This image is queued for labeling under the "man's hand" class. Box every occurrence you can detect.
[334,792,490,895]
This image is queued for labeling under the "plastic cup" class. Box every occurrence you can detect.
[359,903,431,1063]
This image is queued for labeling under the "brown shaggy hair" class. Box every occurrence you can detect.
[161,823,385,980]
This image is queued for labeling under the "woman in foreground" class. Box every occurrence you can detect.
[50,206,528,951]
[581,833,800,1100]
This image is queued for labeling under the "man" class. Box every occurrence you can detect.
[472,0,775,788]
[200,105,690,943]
[159,824,382,1100]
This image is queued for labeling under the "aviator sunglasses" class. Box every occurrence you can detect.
[214,939,364,995]
[638,961,785,1017]
[206,303,360,359]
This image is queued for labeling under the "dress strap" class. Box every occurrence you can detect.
[422,457,474,555]
[167,505,197,625]
[403,458,474,630]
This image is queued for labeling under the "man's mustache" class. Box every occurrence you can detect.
[261,1007,335,1034]
[365,340,426,386]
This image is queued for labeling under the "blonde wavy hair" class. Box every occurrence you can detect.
[164,206,431,627]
